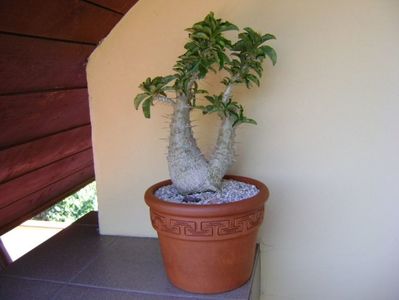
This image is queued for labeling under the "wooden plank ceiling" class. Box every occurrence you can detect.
[0,0,138,235]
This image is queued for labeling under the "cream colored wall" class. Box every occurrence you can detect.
[87,0,399,299]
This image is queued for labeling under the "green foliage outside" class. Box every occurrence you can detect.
[33,182,98,222]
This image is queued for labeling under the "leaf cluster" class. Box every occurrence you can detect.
[199,94,257,127]
[224,27,277,88]
[173,12,238,95]
[134,12,277,126]
[134,75,175,118]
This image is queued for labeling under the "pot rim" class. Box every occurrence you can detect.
[144,175,269,218]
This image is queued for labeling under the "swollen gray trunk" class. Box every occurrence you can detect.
[208,117,236,188]
[167,98,216,194]
[167,97,236,194]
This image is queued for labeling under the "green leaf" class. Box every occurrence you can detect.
[261,33,276,42]
[246,74,260,87]
[206,12,217,30]
[134,93,149,110]
[232,40,246,51]
[221,77,231,86]
[142,97,153,118]
[194,24,212,35]
[233,117,257,127]
[205,95,216,103]
[249,61,263,77]
[244,78,251,88]
[152,76,162,85]
[194,105,206,110]
[227,108,239,119]
[243,27,261,45]
[196,89,208,94]
[216,38,226,48]
[216,51,225,69]
[162,75,176,85]
[144,77,151,88]
[192,32,209,40]
[243,27,256,35]
[184,42,198,51]
[219,22,239,32]
[243,118,257,125]
[260,45,277,65]
[203,104,220,114]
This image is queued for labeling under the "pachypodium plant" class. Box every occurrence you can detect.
[134,12,276,194]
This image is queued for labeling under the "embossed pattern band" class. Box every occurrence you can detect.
[151,207,264,241]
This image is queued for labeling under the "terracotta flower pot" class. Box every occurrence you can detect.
[144,175,269,294]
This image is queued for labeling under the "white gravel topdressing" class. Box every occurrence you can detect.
[155,179,259,205]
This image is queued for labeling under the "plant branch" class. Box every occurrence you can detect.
[187,73,199,104]
[222,74,240,104]
[155,95,176,106]
[222,84,234,104]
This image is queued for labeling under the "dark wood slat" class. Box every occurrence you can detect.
[0,89,90,149]
[0,166,94,234]
[0,0,122,44]
[87,0,139,14]
[0,34,94,94]
[0,149,93,209]
[0,125,92,184]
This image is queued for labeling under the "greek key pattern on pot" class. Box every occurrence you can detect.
[150,208,264,238]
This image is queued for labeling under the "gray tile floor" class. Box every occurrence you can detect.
[0,212,260,300]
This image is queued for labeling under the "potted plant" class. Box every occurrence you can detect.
[135,12,276,294]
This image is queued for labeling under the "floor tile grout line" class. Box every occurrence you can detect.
[0,273,67,285]
[50,233,247,299]
[0,271,243,300]
[50,235,119,300]
[69,236,119,283]
[50,281,243,300]
[0,273,68,300]
[50,283,69,299]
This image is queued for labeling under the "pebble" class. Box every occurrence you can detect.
[154,179,259,205]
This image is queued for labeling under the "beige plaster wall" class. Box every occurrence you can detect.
[87,0,399,299]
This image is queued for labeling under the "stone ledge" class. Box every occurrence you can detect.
[0,212,260,300]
